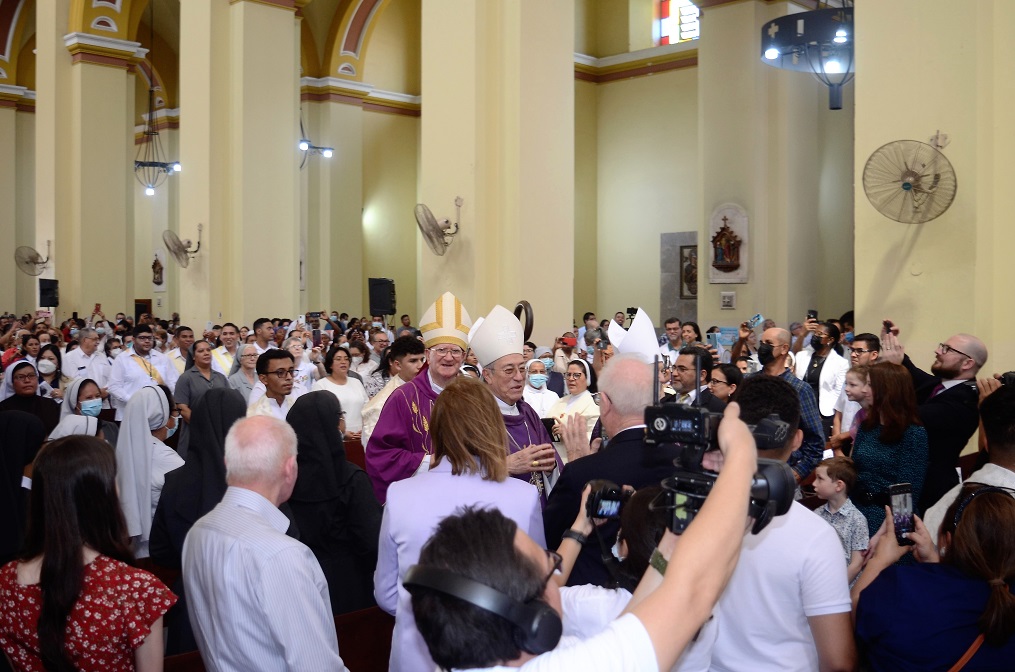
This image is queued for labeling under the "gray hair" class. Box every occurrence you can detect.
[224,416,297,485]
[597,353,653,416]
[78,327,97,340]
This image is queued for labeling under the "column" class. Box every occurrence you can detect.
[0,86,20,310]
[419,0,575,345]
[178,0,299,327]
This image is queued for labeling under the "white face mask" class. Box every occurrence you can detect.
[155,339,163,349]
[611,539,626,562]
[352,356,364,365]
[110,348,123,358]
[37,359,57,375]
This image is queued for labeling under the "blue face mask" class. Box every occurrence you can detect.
[165,418,178,439]
[70,329,79,338]
[539,357,554,370]
[96,327,106,336]
[528,373,548,389]
[79,398,103,417]
[844,331,855,344]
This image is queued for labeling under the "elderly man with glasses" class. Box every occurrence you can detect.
[365,292,473,504]
[879,320,988,510]
[107,324,179,420]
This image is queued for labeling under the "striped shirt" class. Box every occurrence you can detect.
[183,487,347,672]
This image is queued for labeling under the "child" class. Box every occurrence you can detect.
[828,365,871,456]
[813,456,869,584]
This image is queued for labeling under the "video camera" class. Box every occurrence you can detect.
[644,401,796,536]
[585,479,633,520]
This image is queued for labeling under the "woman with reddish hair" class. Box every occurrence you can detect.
[849,362,929,534]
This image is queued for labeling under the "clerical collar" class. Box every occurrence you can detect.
[427,370,445,394]
[495,395,519,416]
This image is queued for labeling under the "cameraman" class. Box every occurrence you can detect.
[407,403,758,671]
[708,376,855,672]
[543,355,681,586]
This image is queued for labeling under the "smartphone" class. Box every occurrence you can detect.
[706,333,721,350]
[94,303,102,314]
[312,329,322,348]
[883,319,894,331]
[746,313,764,330]
[807,309,818,321]
[205,320,214,333]
[561,337,578,348]
[310,311,321,319]
[889,482,915,546]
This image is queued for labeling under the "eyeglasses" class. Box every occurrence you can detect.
[265,368,295,379]
[541,550,563,586]
[522,348,535,354]
[938,343,973,360]
[240,353,258,359]
[849,347,874,355]
[430,347,464,360]
[708,378,729,387]
[12,373,36,383]
[563,372,585,380]
[373,340,390,346]
[135,335,153,341]
[673,366,696,374]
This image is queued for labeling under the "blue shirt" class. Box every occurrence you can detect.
[778,368,825,480]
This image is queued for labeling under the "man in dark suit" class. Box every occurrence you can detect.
[880,324,987,510]
[543,354,680,587]
[661,346,727,412]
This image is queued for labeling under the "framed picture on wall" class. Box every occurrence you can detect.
[679,246,698,299]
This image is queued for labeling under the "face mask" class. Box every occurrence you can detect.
[528,373,548,389]
[810,334,825,350]
[611,539,626,562]
[70,329,79,338]
[757,342,776,366]
[844,331,854,344]
[37,359,57,375]
[165,418,178,439]
[96,327,106,336]
[155,339,163,349]
[352,356,363,365]
[539,357,554,370]
[110,348,123,358]
[80,398,103,417]
[372,321,383,329]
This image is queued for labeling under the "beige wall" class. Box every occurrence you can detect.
[573,79,598,322]
[362,0,421,95]
[14,111,35,311]
[854,0,1015,371]
[362,110,420,320]
[595,66,699,325]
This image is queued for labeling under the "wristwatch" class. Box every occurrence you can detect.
[649,547,668,575]
[561,529,588,545]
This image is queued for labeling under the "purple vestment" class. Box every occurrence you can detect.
[504,400,562,508]
[365,370,439,504]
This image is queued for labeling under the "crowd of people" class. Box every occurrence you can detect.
[0,298,1013,671]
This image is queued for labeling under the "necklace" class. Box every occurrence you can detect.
[506,415,546,494]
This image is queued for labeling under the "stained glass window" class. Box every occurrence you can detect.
[659,0,700,44]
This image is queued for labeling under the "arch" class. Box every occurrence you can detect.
[15,32,33,90]
[69,0,133,40]
[0,0,33,86]
[323,0,393,81]
[300,14,321,78]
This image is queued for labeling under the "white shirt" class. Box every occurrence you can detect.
[246,393,297,422]
[833,387,863,434]
[460,614,656,672]
[211,345,238,376]
[61,347,112,388]
[709,501,851,672]
[313,376,370,432]
[560,584,715,672]
[523,385,560,418]
[922,463,1015,543]
[183,487,347,672]
[107,350,179,420]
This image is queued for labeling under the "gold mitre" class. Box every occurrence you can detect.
[419,292,473,350]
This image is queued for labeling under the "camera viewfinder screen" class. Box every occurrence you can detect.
[596,499,621,517]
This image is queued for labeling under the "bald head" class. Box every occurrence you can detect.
[764,328,791,346]
[954,334,987,369]
[598,354,653,432]
[932,333,988,380]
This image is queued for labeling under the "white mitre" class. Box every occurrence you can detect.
[469,305,523,367]
[419,292,473,350]
[610,308,659,363]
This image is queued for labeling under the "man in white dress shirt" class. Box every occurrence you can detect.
[62,327,112,401]
[166,326,195,375]
[183,416,347,671]
[107,324,179,420]
[247,350,298,421]
[211,322,241,375]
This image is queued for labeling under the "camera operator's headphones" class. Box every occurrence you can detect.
[403,565,562,655]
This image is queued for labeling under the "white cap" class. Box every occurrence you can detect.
[611,308,659,362]
[419,292,473,350]
[469,305,523,367]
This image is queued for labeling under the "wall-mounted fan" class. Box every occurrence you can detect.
[863,140,957,224]
[415,197,463,256]
[162,224,203,268]
[14,241,51,276]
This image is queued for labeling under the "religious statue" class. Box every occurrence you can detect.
[711,218,742,273]
[152,255,164,286]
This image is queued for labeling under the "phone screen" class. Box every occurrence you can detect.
[807,309,818,320]
[312,329,322,348]
[890,483,915,545]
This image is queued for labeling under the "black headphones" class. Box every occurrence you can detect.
[403,565,562,655]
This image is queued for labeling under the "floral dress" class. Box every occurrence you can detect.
[0,555,177,671]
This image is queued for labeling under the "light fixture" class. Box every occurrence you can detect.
[760,2,854,110]
[134,0,180,195]
[297,110,334,169]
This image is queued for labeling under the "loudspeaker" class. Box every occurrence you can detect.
[39,279,59,307]
[368,278,396,315]
[403,565,562,655]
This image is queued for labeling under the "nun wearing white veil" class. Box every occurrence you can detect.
[46,415,101,441]
[115,385,184,558]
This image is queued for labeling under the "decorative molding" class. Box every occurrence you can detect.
[574,42,698,84]
[340,0,382,57]
[300,76,420,116]
[229,0,297,10]
[0,82,27,108]
[90,16,119,33]
[134,107,180,141]
[64,32,144,69]
[92,0,123,11]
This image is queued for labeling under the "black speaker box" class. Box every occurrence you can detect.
[368,278,396,315]
[39,279,59,307]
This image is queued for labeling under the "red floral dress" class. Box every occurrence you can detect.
[0,555,177,671]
